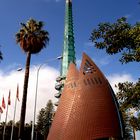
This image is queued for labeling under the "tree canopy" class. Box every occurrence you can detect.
[116,80,140,140]
[0,120,43,140]
[37,100,54,140]
[90,17,140,63]
[16,18,49,54]
[116,79,140,110]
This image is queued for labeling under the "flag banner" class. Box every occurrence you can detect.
[0,106,3,113]
[8,90,11,105]
[2,96,5,109]
[16,84,20,101]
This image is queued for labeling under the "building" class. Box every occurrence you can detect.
[48,0,124,139]
[54,0,76,106]
[47,53,124,140]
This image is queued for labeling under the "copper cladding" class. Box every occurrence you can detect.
[47,53,123,140]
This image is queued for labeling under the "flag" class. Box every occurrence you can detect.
[2,96,5,109]
[8,90,11,105]
[16,84,20,101]
[0,106,3,113]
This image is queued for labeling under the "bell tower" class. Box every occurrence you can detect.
[55,0,76,104]
[61,0,76,76]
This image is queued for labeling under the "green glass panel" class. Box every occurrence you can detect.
[61,0,76,77]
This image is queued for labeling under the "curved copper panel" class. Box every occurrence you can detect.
[47,53,123,140]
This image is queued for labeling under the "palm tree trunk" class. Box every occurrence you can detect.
[18,51,31,140]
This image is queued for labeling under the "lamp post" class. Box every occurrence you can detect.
[10,68,22,140]
[31,56,62,140]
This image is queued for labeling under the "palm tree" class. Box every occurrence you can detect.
[16,18,49,140]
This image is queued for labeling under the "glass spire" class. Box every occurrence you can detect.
[54,0,76,105]
[61,0,76,77]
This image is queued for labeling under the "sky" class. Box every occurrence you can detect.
[0,0,140,138]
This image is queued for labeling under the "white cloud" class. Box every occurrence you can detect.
[136,131,140,140]
[107,73,136,93]
[0,65,59,123]
[76,59,81,69]
[97,56,111,66]
[0,64,137,126]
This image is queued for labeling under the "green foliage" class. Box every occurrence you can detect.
[37,108,45,135]
[121,110,133,140]
[137,112,140,127]
[129,116,140,130]
[16,18,49,54]
[116,79,140,110]
[116,80,140,139]
[37,100,54,139]
[90,17,140,63]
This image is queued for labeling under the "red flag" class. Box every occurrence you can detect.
[16,84,20,101]
[0,106,3,113]
[8,90,11,105]
[2,96,5,109]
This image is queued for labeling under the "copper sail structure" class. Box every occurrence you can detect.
[55,0,76,104]
[47,53,124,140]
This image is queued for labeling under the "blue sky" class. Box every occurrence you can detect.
[0,0,139,77]
[0,0,140,138]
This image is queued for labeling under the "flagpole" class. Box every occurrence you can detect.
[10,96,17,140]
[3,102,9,140]
[0,106,3,122]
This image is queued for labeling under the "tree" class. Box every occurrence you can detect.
[0,120,39,140]
[129,116,140,140]
[116,81,140,139]
[90,17,140,63]
[121,110,133,140]
[116,79,140,111]
[37,108,45,139]
[37,100,54,140]
[16,18,49,140]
